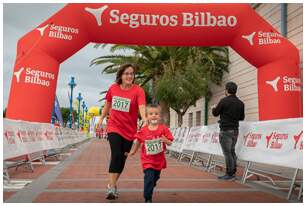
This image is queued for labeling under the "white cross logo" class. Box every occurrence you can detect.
[85,5,108,27]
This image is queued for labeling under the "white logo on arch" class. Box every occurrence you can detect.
[14,67,24,83]
[85,5,108,26]
[266,76,280,92]
[36,24,50,36]
[242,32,256,46]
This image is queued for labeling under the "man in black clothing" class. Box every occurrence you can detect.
[212,82,245,180]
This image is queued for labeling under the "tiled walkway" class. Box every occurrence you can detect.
[4,139,291,203]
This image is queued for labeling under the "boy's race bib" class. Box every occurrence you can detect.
[112,96,131,112]
[145,138,163,155]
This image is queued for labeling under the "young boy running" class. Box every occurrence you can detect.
[126,104,173,203]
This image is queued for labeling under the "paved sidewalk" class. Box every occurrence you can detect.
[4,139,291,203]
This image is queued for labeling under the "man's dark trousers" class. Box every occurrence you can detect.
[219,130,239,176]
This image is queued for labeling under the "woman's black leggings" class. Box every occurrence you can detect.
[108,132,133,173]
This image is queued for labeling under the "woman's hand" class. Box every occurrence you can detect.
[125,140,140,157]
[138,105,146,127]
[141,119,148,127]
[98,117,104,129]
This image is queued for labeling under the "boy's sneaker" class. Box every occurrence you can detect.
[145,199,152,203]
[106,184,118,200]
[218,175,236,181]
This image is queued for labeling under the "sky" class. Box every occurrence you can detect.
[3,3,117,110]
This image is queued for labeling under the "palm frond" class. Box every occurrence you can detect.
[99,90,107,95]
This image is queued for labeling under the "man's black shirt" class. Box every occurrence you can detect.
[212,95,245,131]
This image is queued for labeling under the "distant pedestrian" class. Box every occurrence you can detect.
[126,104,173,203]
[212,81,245,180]
[95,126,101,139]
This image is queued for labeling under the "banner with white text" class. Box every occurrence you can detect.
[170,118,302,169]
[4,118,88,160]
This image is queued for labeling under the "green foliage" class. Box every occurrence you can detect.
[190,47,230,86]
[60,107,77,126]
[142,82,153,104]
[61,107,70,124]
[156,63,208,115]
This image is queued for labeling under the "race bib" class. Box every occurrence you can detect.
[112,96,131,112]
[145,138,163,155]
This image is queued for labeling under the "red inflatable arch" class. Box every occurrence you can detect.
[6,3,302,123]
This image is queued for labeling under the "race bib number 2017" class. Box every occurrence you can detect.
[112,96,131,112]
[145,138,163,155]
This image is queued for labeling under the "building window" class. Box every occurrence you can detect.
[196,111,201,126]
[188,113,193,127]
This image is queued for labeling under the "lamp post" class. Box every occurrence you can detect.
[51,110,56,125]
[81,101,86,128]
[77,92,83,129]
[68,77,76,128]
[84,106,88,131]
[85,106,88,117]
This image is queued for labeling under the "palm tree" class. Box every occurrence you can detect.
[191,47,229,85]
[91,45,165,88]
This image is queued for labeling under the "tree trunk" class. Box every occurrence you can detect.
[178,112,183,127]
[152,76,157,104]
[204,97,208,125]
[160,101,170,126]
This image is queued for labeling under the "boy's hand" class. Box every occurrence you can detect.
[161,135,172,146]
[124,151,135,157]
[161,135,169,143]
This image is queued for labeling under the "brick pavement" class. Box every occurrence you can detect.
[4,139,293,203]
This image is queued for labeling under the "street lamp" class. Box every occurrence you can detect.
[85,106,88,117]
[76,92,83,129]
[84,106,88,130]
[81,101,86,128]
[68,77,76,128]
